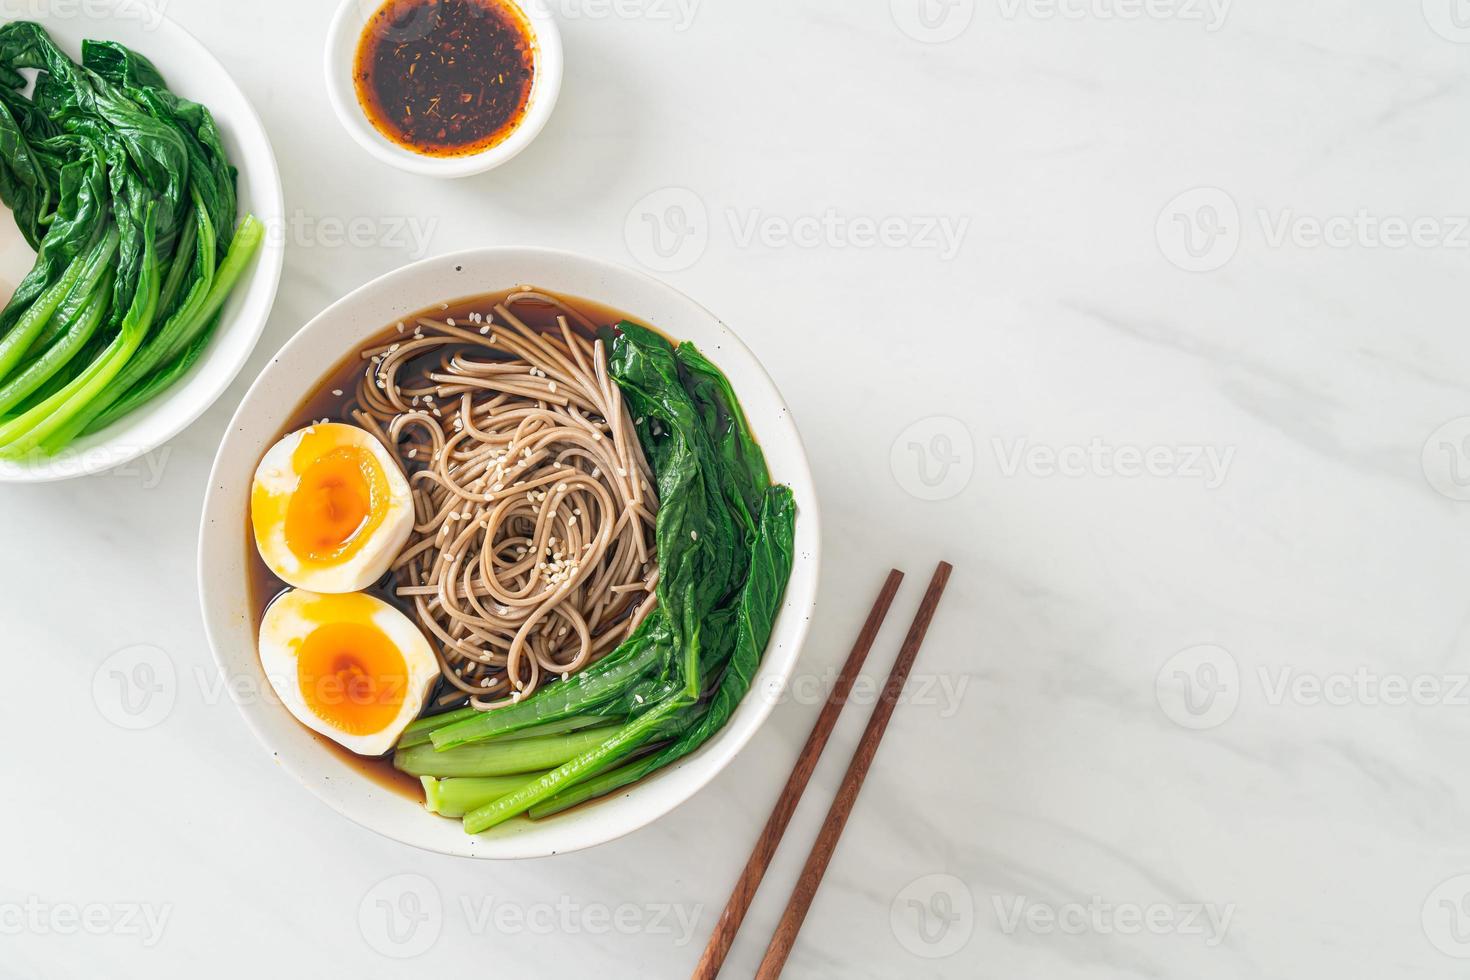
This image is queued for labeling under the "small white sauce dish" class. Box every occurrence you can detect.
[323,0,563,179]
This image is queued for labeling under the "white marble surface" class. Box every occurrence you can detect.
[5,0,1470,976]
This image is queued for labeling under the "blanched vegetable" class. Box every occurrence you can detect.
[394,725,620,778]
[421,775,550,818]
[0,23,260,458]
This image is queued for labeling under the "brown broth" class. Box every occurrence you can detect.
[247,287,647,806]
[354,0,536,158]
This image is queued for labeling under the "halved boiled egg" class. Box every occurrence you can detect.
[260,590,439,755]
[251,422,413,593]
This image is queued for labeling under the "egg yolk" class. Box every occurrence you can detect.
[297,619,409,736]
[284,442,390,564]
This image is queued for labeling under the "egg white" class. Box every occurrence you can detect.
[251,422,413,593]
[259,589,439,756]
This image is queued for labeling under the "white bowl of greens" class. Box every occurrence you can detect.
[0,0,283,482]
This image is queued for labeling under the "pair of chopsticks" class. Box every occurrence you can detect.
[692,561,954,979]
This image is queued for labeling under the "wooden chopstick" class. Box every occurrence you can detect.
[691,569,906,980]
[753,560,954,979]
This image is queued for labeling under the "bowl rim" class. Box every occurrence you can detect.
[199,246,821,858]
[323,0,564,179]
[0,0,285,483]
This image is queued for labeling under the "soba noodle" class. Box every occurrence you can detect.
[349,292,658,710]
